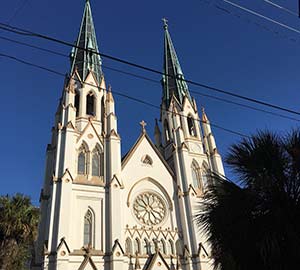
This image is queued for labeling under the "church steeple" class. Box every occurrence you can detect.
[162,19,191,107]
[70,0,102,84]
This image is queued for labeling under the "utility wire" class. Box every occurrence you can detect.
[0,51,250,138]
[261,0,298,17]
[0,22,299,117]
[223,0,300,34]
[7,0,30,24]
[200,0,299,44]
[1,34,299,122]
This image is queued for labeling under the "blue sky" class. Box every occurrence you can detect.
[1,0,300,205]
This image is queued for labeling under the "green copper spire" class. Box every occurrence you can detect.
[162,19,191,107]
[70,0,102,84]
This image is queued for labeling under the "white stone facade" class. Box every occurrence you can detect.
[32,2,225,270]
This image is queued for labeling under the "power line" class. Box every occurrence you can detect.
[0,51,250,138]
[0,22,299,117]
[261,0,298,17]
[200,0,300,44]
[7,0,30,24]
[1,34,299,122]
[222,0,300,34]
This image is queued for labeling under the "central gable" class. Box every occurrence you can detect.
[121,132,174,182]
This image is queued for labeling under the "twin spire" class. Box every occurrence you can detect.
[162,19,192,108]
[70,1,192,107]
[70,0,102,84]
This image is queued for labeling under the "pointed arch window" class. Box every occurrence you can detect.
[134,238,141,254]
[83,210,93,246]
[125,237,133,255]
[143,238,149,255]
[77,144,88,175]
[160,239,166,254]
[75,91,80,117]
[187,114,197,137]
[175,239,183,256]
[92,150,100,177]
[164,120,170,143]
[86,92,95,116]
[101,96,105,126]
[78,152,86,175]
[168,239,175,255]
[191,160,203,194]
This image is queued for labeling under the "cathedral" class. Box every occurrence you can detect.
[32,1,225,269]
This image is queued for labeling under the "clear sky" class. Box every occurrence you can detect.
[1,0,299,205]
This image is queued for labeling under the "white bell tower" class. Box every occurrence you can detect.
[32,1,122,269]
[154,19,225,270]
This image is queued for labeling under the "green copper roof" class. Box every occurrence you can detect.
[162,20,191,107]
[70,0,102,84]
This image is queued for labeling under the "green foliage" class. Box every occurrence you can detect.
[196,130,300,270]
[0,193,39,270]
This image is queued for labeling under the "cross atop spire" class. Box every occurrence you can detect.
[161,21,191,108]
[70,0,102,84]
[162,18,168,29]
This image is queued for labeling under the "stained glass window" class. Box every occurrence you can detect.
[92,152,100,176]
[78,152,86,175]
[84,210,92,246]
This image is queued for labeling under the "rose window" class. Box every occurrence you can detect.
[133,192,166,226]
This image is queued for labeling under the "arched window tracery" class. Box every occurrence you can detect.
[78,143,88,175]
[125,237,133,255]
[83,209,93,247]
[191,160,202,193]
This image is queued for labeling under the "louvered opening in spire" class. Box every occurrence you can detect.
[162,20,191,107]
[70,0,102,84]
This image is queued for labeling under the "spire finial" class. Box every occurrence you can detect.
[139,120,147,133]
[162,18,168,29]
[202,107,209,123]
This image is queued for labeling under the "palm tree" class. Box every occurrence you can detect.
[196,130,300,270]
[0,193,39,270]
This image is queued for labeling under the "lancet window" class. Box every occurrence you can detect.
[168,239,175,255]
[191,160,202,193]
[160,239,166,254]
[77,144,88,175]
[125,237,133,255]
[134,238,141,254]
[175,239,183,256]
[74,91,80,117]
[164,120,171,143]
[83,209,93,246]
[101,96,105,125]
[187,114,197,137]
[92,147,101,177]
[86,92,95,116]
